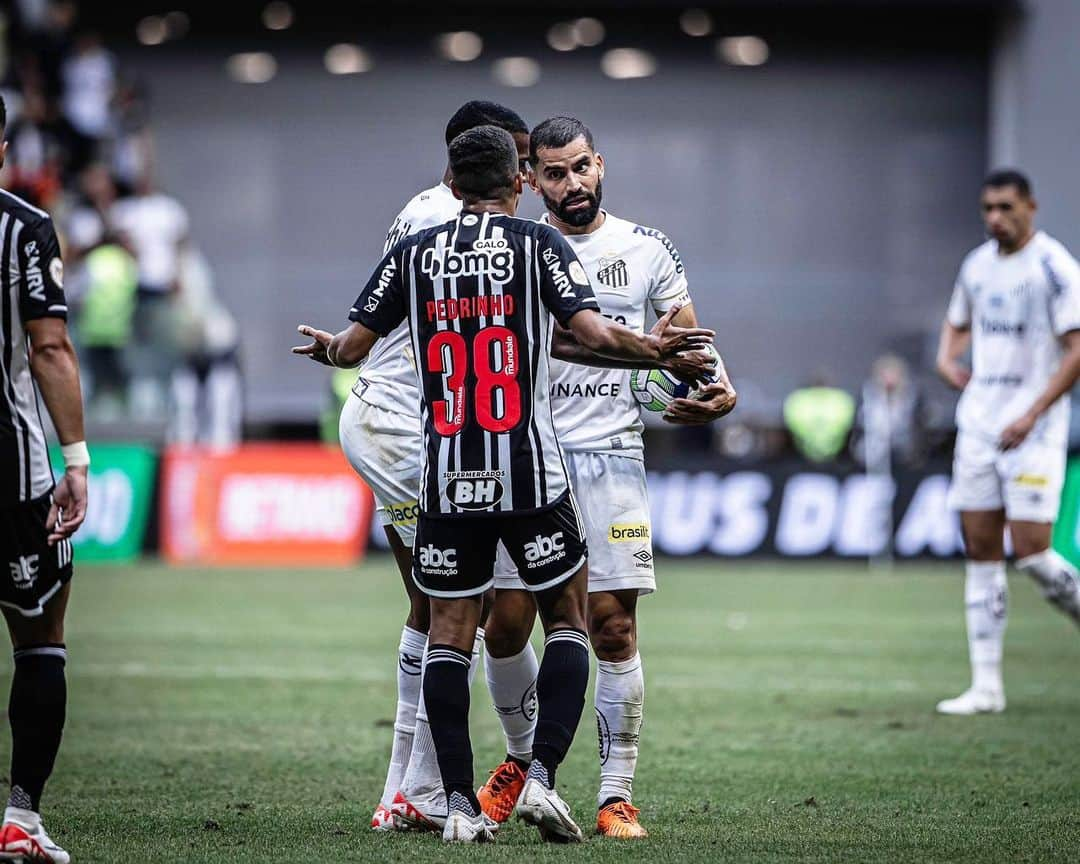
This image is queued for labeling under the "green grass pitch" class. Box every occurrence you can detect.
[5,558,1079,862]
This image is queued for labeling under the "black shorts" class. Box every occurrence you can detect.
[0,494,73,617]
[413,493,587,598]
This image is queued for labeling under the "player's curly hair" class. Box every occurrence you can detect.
[529,116,594,165]
[445,101,528,145]
[448,125,519,199]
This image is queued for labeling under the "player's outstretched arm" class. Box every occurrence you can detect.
[1000,329,1080,450]
[936,321,971,391]
[292,322,379,368]
[566,305,714,370]
[26,316,88,543]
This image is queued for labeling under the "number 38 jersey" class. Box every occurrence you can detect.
[350,211,601,517]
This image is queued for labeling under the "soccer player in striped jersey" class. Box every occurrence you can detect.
[481,116,736,838]
[293,125,715,842]
[0,95,88,864]
[335,101,530,830]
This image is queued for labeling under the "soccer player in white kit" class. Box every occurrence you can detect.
[478,117,736,837]
[936,169,1080,715]
[336,101,531,828]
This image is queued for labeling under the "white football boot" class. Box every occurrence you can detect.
[390,787,447,832]
[936,687,1006,715]
[515,777,583,843]
[442,809,497,843]
[0,808,70,863]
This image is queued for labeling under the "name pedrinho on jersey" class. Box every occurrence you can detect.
[947,230,1080,447]
[353,182,461,416]
[546,212,692,457]
[350,211,601,516]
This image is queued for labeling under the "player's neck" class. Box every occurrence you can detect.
[462,198,517,218]
[997,228,1036,256]
[548,209,605,237]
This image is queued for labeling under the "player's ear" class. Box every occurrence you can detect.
[449,178,464,201]
[526,165,541,195]
[0,140,7,170]
[513,172,523,196]
[595,152,605,182]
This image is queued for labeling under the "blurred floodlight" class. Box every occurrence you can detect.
[493,57,541,87]
[226,52,278,84]
[164,11,190,39]
[262,1,294,31]
[680,9,714,37]
[718,36,770,66]
[546,22,577,52]
[136,16,168,46]
[325,44,372,75]
[601,48,657,80]
[572,17,606,47]
[437,31,483,62]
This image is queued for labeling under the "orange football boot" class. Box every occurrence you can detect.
[477,760,527,823]
[596,801,648,839]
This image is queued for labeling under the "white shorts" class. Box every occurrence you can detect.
[947,430,1065,524]
[494,451,655,595]
[339,391,422,544]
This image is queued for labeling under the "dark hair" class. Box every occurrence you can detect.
[448,125,519,199]
[529,116,594,164]
[983,169,1032,199]
[0,93,5,130]
[445,101,528,146]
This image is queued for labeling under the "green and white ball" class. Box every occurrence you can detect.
[630,345,719,413]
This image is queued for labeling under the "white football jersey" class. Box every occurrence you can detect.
[355,182,461,415]
[546,211,692,457]
[947,230,1080,447]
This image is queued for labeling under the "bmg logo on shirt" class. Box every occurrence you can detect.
[422,241,514,285]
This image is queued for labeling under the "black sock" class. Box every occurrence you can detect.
[422,644,479,815]
[8,644,67,813]
[600,796,629,810]
[507,754,530,772]
[530,628,590,788]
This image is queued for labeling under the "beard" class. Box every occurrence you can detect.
[543,180,603,227]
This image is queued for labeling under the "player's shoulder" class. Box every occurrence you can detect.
[619,215,685,272]
[1033,231,1079,269]
[0,188,55,235]
[499,215,565,244]
[395,183,459,228]
[960,239,997,274]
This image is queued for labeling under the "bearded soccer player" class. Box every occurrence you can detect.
[936,169,1080,715]
[294,125,715,842]
[335,101,530,830]
[477,116,735,837]
[0,95,88,864]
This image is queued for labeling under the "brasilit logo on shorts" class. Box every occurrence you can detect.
[609,523,650,542]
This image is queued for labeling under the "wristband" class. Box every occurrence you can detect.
[326,342,340,368]
[61,441,90,469]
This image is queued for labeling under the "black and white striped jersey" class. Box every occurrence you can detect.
[350,210,601,517]
[0,190,66,505]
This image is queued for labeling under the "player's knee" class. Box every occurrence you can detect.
[406,595,431,634]
[484,617,532,658]
[590,610,636,659]
[964,533,1004,562]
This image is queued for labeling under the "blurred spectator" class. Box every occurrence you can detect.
[76,242,138,419]
[59,27,114,174]
[109,77,153,192]
[783,376,855,462]
[169,247,242,449]
[0,85,63,208]
[852,353,928,470]
[64,161,119,261]
[110,170,190,418]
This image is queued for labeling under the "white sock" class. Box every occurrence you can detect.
[379,625,426,807]
[964,561,1007,693]
[470,627,485,687]
[595,653,644,808]
[485,643,539,762]
[1017,549,1080,622]
[399,628,484,802]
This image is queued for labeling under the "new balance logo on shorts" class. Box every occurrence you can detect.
[524,532,566,568]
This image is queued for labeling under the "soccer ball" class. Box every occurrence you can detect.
[630,345,719,413]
